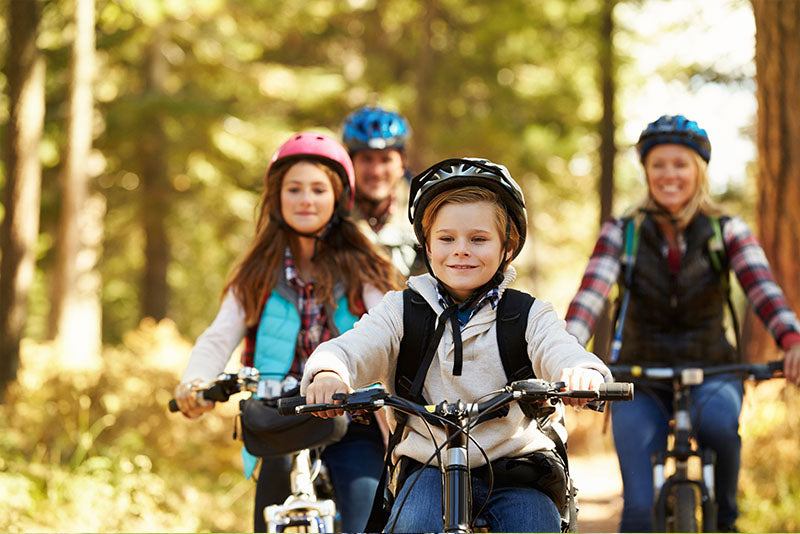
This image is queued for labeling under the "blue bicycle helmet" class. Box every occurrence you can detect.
[341,106,411,153]
[636,115,711,163]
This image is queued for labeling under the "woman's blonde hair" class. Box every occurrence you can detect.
[225,158,403,325]
[420,186,520,269]
[628,150,724,226]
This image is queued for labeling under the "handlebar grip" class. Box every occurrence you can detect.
[599,382,634,401]
[277,395,307,416]
[168,399,179,412]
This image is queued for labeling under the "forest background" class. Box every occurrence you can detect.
[1,0,799,531]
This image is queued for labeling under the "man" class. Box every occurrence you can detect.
[342,106,424,276]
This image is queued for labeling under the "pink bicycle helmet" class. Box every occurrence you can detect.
[266,132,356,211]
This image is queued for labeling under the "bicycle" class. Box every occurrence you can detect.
[608,360,784,533]
[278,378,634,533]
[168,367,344,533]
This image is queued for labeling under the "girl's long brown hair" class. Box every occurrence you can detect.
[224,159,403,326]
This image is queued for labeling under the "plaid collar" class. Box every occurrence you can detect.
[283,247,308,288]
[436,285,500,326]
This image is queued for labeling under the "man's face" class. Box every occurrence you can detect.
[352,149,405,203]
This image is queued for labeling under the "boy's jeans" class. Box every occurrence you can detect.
[384,464,561,533]
[611,375,744,532]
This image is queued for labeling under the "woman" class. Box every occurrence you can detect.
[565,115,800,532]
[174,132,403,532]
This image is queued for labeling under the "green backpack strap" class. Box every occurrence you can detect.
[708,216,741,361]
[610,217,642,363]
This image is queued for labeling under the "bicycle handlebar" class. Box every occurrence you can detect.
[608,360,784,383]
[168,367,263,413]
[277,379,634,419]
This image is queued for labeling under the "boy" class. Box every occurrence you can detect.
[302,158,611,532]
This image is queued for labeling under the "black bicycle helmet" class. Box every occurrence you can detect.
[341,106,411,154]
[408,157,528,261]
[636,114,711,163]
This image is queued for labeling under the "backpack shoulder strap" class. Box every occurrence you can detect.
[496,288,536,383]
[395,288,436,403]
[707,215,741,361]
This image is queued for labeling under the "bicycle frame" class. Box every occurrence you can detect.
[609,361,783,533]
[650,370,716,533]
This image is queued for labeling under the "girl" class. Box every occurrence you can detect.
[174,132,403,532]
[302,157,611,533]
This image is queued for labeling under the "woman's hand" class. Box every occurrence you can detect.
[558,367,605,407]
[784,343,800,384]
[306,371,350,418]
[173,378,215,419]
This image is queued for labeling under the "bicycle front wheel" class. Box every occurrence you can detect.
[673,485,698,533]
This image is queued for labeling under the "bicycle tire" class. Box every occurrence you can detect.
[674,485,698,533]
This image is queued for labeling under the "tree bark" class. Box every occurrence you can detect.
[140,25,170,321]
[746,0,800,361]
[593,0,618,360]
[49,0,103,367]
[0,0,45,398]
[408,0,435,173]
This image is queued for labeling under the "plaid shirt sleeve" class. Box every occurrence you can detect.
[565,219,624,346]
[724,216,800,350]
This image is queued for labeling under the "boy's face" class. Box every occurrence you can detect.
[426,201,510,303]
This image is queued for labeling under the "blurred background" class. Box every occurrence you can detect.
[1,0,798,531]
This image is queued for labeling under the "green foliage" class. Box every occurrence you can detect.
[0,321,254,532]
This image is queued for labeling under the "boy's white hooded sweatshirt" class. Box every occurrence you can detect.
[301,266,610,467]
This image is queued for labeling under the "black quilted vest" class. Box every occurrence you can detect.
[616,213,736,366]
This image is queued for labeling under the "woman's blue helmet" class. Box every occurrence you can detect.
[341,106,411,154]
[636,115,711,163]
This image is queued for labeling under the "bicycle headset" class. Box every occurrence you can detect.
[636,114,711,163]
[341,106,411,154]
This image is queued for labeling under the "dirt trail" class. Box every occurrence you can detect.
[570,451,623,533]
[564,410,623,533]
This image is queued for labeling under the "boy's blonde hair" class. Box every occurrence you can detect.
[420,186,521,267]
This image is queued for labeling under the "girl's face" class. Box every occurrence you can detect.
[644,144,699,215]
[426,201,509,303]
[280,161,336,235]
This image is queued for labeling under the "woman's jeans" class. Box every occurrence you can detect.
[611,375,744,532]
[254,418,384,532]
[384,465,561,533]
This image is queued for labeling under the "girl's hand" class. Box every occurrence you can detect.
[174,378,215,419]
[306,371,350,418]
[558,367,605,408]
[784,343,800,384]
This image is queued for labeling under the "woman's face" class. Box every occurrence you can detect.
[644,144,699,215]
[280,161,336,235]
[426,201,509,303]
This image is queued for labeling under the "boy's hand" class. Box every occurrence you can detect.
[306,371,350,418]
[558,367,605,408]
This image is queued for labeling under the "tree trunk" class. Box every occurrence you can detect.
[746,0,800,362]
[49,0,103,368]
[140,26,170,321]
[0,0,45,398]
[593,0,618,360]
[408,0,435,173]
